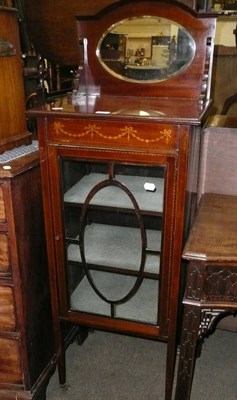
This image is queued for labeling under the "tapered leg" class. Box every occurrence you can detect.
[165,334,178,400]
[58,331,67,386]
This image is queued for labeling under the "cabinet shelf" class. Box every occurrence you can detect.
[64,173,164,214]
[67,223,161,275]
[70,270,159,324]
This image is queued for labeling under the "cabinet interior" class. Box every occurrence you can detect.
[61,159,166,325]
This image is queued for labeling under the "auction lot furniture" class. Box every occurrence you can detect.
[27,2,216,399]
[175,193,237,400]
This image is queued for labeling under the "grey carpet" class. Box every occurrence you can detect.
[46,328,237,400]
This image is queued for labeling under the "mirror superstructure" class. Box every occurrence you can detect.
[73,1,215,102]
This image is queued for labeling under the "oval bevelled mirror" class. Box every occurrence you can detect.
[97,16,196,83]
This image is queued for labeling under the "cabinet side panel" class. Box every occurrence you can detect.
[11,164,55,389]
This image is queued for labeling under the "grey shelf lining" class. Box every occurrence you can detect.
[64,173,164,212]
[67,223,161,274]
[70,270,159,324]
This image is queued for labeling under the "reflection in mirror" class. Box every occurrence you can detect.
[97,16,196,83]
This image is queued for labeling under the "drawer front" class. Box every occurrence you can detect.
[0,185,6,223]
[47,118,179,152]
[0,337,22,384]
[0,234,10,275]
[0,286,16,331]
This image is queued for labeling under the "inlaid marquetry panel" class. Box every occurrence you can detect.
[0,286,16,331]
[0,234,10,274]
[47,118,179,151]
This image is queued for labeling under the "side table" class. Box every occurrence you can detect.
[175,193,237,400]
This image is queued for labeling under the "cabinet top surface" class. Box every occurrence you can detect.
[183,193,237,262]
[27,95,209,124]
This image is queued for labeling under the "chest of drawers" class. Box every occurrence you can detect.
[0,151,55,400]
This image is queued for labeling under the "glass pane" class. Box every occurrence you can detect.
[61,159,166,325]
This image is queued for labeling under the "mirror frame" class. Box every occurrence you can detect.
[76,0,216,100]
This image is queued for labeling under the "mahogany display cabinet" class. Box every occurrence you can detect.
[27,1,217,399]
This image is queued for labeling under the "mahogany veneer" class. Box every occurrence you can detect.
[27,2,216,400]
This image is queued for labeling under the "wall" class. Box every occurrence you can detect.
[22,0,196,66]
[215,17,236,45]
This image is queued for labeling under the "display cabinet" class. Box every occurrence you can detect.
[27,1,216,399]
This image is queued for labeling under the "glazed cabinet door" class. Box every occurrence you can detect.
[49,147,177,338]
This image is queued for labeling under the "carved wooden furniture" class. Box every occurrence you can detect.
[175,193,237,400]
[27,2,216,399]
[198,114,237,332]
[0,149,55,400]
